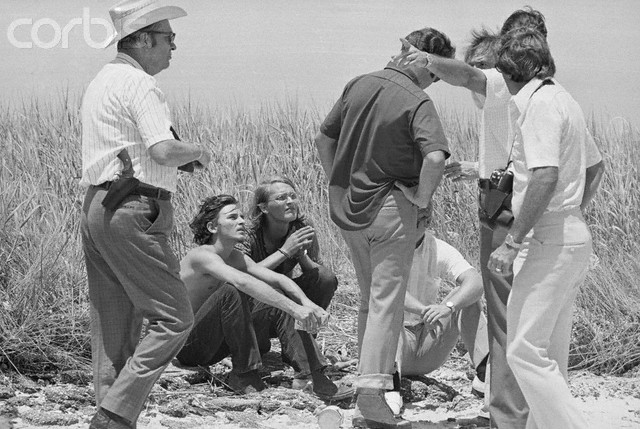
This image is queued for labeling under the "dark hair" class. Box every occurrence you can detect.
[189,195,238,245]
[501,6,547,38]
[249,176,301,230]
[496,28,556,83]
[464,27,501,67]
[117,21,163,51]
[404,27,456,59]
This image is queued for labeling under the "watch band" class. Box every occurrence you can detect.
[505,233,522,249]
[445,301,455,313]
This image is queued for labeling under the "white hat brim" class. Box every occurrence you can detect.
[105,5,187,48]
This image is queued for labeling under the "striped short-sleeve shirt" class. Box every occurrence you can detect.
[80,53,177,192]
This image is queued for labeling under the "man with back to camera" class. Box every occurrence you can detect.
[397,7,601,427]
[176,195,353,401]
[487,28,603,429]
[315,27,454,428]
[80,1,213,427]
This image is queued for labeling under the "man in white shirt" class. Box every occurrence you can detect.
[386,210,489,415]
[487,28,603,429]
[80,1,211,428]
[397,8,555,428]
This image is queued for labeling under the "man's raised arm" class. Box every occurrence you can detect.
[398,38,487,96]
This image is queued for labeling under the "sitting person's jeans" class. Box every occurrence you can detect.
[177,283,327,377]
[292,265,338,310]
[177,283,261,372]
[252,300,327,378]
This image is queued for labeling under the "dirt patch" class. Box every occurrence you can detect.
[1,352,638,428]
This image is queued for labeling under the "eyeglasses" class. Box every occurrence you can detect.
[146,31,176,44]
[270,192,298,202]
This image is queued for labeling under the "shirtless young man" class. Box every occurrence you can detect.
[176,195,351,400]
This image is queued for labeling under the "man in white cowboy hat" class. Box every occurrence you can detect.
[80,1,211,428]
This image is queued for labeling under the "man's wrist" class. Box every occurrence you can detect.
[505,233,522,250]
[277,248,292,259]
[423,52,435,69]
[445,301,456,313]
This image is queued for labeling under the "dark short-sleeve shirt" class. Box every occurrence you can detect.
[320,63,450,231]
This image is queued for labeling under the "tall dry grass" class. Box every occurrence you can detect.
[0,96,638,375]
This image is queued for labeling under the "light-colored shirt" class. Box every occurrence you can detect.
[80,53,176,192]
[471,68,512,178]
[509,78,602,218]
[404,231,473,326]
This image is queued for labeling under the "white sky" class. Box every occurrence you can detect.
[1,0,639,126]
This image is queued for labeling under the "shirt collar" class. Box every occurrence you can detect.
[112,52,144,71]
[511,77,543,113]
[384,61,421,87]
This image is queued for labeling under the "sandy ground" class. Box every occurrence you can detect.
[1,352,638,429]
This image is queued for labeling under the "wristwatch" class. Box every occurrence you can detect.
[505,233,522,250]
[445,301,456,313]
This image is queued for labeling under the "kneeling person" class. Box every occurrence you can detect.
[176,195,350,399]
[392,218,489,410]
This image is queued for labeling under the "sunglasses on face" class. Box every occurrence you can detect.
[146,31,176,44]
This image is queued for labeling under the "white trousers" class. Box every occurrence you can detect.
[507,210,591,429]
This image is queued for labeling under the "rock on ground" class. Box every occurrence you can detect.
[0,352,639,429]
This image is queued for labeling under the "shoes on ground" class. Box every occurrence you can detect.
[292,375,355,401]
[291,377,313,391]
[89,408,133,429]
[228,369,266,394]
[471,374,485,398]
[353,388,411,428]
[384,390,403,415]
[314,381,355,401]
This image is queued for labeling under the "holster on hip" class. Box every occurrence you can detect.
[101,149,140,211]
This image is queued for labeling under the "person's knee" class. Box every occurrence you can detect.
[505,337,533,374]
[218,282,243,302]
[316,265,338,290]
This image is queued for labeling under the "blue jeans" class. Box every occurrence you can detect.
[341,190,419,390]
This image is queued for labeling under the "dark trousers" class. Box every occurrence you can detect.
[479,210,529,429]
[293,265,338,310]
[252,302,327,377]
[249,264,336,376]
[81,187,193,423]
[177,283,261,373]
[177,283,327,376]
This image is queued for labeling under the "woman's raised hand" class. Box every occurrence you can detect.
[281,226,315,257]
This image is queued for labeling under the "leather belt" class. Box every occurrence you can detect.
[96,181,171,200]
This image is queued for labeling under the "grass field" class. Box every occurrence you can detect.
[0,95,638,376]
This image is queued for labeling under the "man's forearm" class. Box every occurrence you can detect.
[314,132,337,179]
[404,291,426,315]
[509,167,558,242]
[148,139,204,167]
[415,151,446,207]
[426,55,487,95]
[275,276,314,307]
[581,160,605,211]
[442,270,483,309]
[235,275,301,316]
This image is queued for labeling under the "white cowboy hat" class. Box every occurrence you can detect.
[105,0,187,48]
